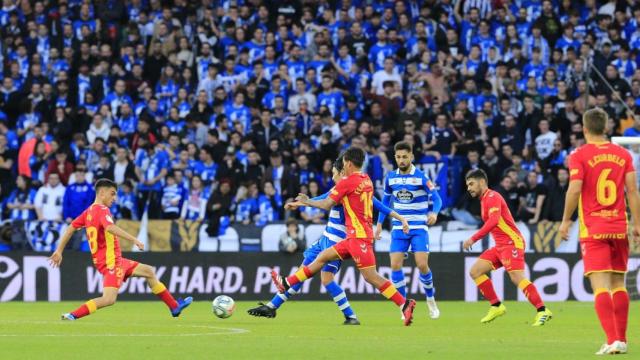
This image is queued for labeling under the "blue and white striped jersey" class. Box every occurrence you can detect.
[161,184,183,215]
[314,189,394,243]
[380,165,441,231]
[312,191,346,243]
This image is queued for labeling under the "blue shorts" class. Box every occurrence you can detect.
[390,229,429,253]
[302,236,342,274]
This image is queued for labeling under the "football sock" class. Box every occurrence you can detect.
[474,275,500,305]
[378,280,405,307]
[286,266,314,286]
[325,281,356,318]
[420,271,435,300]
[70,299,97,319]
[612,287,629,343]
[152,282,179,310]
[594,288,617,345]
[267,283,302,309]
[391,270,406,298]
[517,279,544,310]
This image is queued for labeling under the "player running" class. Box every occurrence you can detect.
[271,147,417,326]
[559,108,640,355]
[375,141,442,319]
[248,155,410,325]
[49,178,192,320]
[463,169,552,326]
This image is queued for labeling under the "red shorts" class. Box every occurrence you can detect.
[101,258,139,289]
[331,238,376,269]
[479,246,525,272]
[580,237,629,276]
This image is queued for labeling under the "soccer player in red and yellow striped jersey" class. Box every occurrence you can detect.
[560,108,640,355]
[271,147,417,326]
[49,178,192,320]
[462,169,552,326]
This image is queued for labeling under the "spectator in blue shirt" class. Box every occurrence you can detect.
[256,180,283,227]
[102,79,134,116]
[62,168,94,223]
[233,183,259,225]
[135,143,169,219]
[161,172,183,220]
[5,175,37,221]
[225,91,252,133]
[317,75,345,118]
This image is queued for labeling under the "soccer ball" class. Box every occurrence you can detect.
[212,295,235,319]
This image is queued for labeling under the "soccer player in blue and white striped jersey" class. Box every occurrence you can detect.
[248,155,409,325]
[376,141,442,319]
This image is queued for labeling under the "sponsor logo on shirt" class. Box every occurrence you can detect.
[590,209,620,218]
[396,189,414,203]
[592,233,626,240]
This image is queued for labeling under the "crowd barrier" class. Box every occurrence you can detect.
[12,219,640,254]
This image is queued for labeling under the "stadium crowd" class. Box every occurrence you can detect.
[1,0,640,240]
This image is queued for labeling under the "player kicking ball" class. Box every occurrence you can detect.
[271,147,417,326]
[559,108,640,355]
[463,169,552,326]
[49,178,192,320]
[248,155,410,325]
[375,141,442,319]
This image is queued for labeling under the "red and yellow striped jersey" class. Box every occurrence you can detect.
[71,204,122,272]
[329,172,374,240]
[568,142,634,239]
[470,189,525,249]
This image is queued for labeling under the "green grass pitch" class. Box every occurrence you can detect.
[0,301,636,359]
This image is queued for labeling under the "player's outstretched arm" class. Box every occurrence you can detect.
[106,224,145,250]
[624,171,640,243]
[559,180,582,240]
[285,191,330,210]
[49,225,78,267]
[296,193,336,211]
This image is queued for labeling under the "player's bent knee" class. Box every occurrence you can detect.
[469,267,483,279]
[417,262,429,273]
[135,264,155,278]
[102,295,117,307]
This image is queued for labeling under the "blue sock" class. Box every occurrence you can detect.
[267,283,302,309]
[325,281,356,318]
[420,271,435,300]
[391,270,406,298]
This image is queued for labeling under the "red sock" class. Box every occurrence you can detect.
[286,266,314,286]
[594,289,617,345]
[612,288,629,343]
[378,280,406,307]
[71,300,97,319]
[152,283,178,310]
[474,275,500,305]
[518,279,545,309]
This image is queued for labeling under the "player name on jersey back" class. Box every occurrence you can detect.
[568,142,634,238]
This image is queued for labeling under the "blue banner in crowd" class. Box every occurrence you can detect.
[415,155,453,208]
